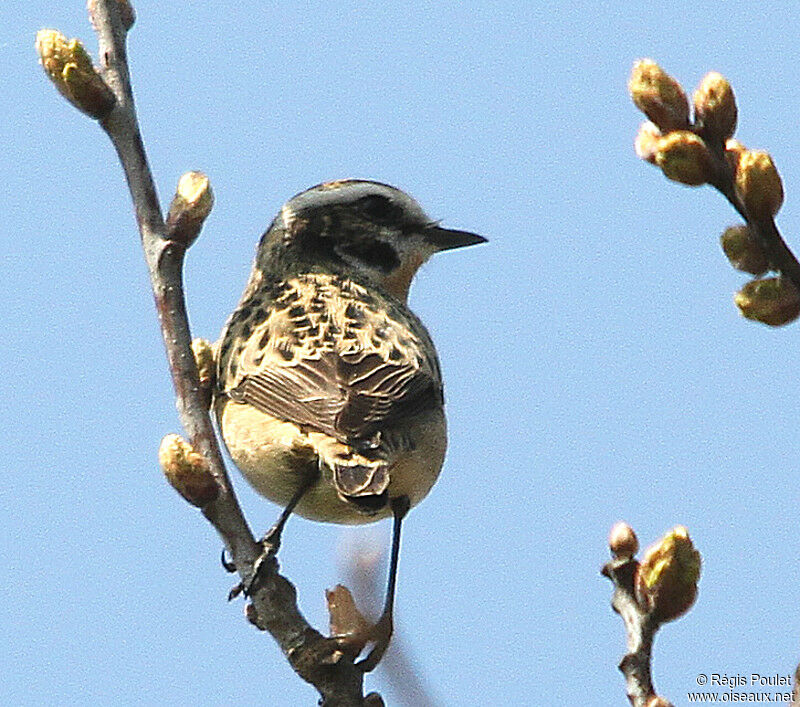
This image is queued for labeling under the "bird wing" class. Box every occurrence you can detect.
[219,275,443,449]
[230,349,441,447]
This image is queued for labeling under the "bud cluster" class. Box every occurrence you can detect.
[631,60,795,326]
[607,522,701,624]
[630,60,784,222]
[630,60,730,187]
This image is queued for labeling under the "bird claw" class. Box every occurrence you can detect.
[222,547,245,600]
[223,531,281,600]
[227,581,244,602]
[260,524,283,556]
[328,614,393,672]
[236,533,281,598]
[355,614,393,673]
[220,547,236,573]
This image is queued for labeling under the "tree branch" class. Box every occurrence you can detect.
[602,556,658,706]
[630,60,800,327]
[603,523,700,707]
[39,2,375,703]
[87,0,258,584]
[701,131,800,293]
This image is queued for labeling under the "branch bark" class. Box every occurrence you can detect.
[602,557,659,707]
[40,2,375,703]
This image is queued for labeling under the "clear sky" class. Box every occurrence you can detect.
[5,1,800,705]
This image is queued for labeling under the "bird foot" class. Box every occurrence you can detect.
[224,529,282,601]
[329,614,393,672]
[355,614,393,672]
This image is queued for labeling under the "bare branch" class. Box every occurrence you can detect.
[87,0,257,577]
[38,2,378,702]
[602,556,658,706]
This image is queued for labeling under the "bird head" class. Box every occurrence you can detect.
[256,180,486,300]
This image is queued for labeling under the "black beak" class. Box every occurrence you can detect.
[423,225,488,251]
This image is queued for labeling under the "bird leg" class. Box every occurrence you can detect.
[226,472,317,600]
[260,473,316,555]
[356,495,410,672]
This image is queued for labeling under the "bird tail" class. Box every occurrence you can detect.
[316,438,390,514]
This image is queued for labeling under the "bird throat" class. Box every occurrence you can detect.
[379,250,426,301]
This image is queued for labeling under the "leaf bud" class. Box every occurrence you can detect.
[635,526,701,623]
[734,150,784,219]
[36,29,115,119]
[734,277,800,326]
[720,225,769,276]
[166,171,214,247]
[629,60,690,132]
[159,434,220,507]
[693,71,737,140]
[655,131,713,186]
[608,522,639,559]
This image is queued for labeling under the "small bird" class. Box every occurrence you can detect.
[214,179,485,669]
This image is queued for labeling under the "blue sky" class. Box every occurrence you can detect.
[5,1,800,704]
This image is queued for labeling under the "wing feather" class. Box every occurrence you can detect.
[231,351,440,446]
[218,274,443,449]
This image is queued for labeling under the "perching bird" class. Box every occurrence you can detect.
[214,179,485,669]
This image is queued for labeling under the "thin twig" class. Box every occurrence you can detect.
[88,0,257,584]
[602,557,657,707]
[602,522,698,707]
[700,130,800,291]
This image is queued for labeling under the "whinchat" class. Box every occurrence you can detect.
[214,179,485,668]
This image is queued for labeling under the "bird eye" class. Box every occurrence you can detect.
[339,240,400,273]
[358,194,395,220]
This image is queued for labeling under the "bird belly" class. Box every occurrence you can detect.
[381,407,447,509]
[218,400,447,525]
